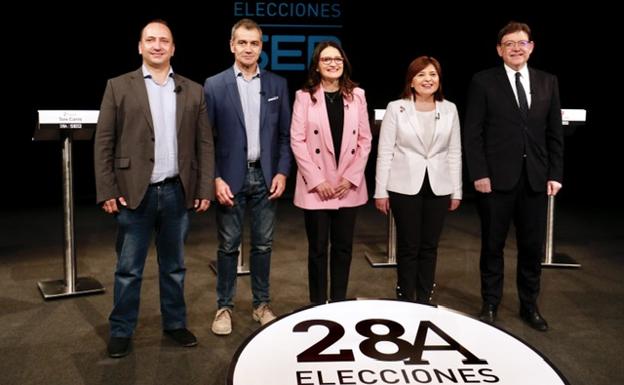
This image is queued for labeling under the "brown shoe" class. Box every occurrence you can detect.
[211,308,232,335]
[252,303,277,326]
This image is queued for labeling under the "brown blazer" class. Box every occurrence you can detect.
[94,68,214,209]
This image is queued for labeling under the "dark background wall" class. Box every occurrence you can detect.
[5,2,615,209]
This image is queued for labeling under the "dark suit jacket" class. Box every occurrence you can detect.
[94,68,215,209]
[203,68,292,194]
[463,66,564,192]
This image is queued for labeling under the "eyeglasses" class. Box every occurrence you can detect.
[500,40,532,49]
[320,57,344,65]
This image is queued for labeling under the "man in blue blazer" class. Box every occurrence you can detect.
[204,18,291,335]
[464,21,564,331]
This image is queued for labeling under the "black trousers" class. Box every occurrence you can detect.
[389,174,450,304]
[303,206,359,304]
[477,168,547,309]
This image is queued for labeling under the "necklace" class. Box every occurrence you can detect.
[325,91,341,104]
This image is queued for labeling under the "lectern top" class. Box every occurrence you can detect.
[33,110,99,141]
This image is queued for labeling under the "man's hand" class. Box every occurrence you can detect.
[268,173,287,200]
[474,177,492,193]
[102,197,126,214]
[449,199,461,211]
[547,181,562,196]
[194,199,211,212]
[215,178,235,207]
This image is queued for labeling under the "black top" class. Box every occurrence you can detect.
[324,91,344,164]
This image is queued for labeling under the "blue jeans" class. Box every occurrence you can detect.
[216,167,276,309]
[110,180,189,337]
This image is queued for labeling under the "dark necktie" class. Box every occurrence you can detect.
[515,72,529,116]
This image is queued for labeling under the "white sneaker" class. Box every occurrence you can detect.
[211,308,232,335]
[252,303,277,325]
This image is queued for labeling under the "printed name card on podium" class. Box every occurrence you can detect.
[33,110,99,141]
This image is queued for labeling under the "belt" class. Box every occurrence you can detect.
[149,176,179,187]
[247,160,261,168]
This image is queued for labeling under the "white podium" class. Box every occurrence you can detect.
[33,110,106,299]
[542,109,586,268]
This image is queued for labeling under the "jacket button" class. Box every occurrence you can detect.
[149,158,154,162]
[314,130,319,135]
[315,148,320,154]
[353,130,356,134]
[351,149,355,154]
[151,137,155,142]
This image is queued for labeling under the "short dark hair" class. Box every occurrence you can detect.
[140,19,173,42]
[231,18,262,40]
[401,56,444,101]
[497,21,532,44]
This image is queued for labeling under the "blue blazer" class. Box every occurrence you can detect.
[203,67,292,194]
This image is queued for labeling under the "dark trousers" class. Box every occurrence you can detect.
[110,180,189,337]
[389,174,450,304]
[303,206,359,304]
[216,167,276,309]
[477,168,547,309]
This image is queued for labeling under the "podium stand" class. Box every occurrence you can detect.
[364,109,397,268]
[209,241,250,276]
[365,210,397,267]
[33,110,105,299]
[541,109,586,269]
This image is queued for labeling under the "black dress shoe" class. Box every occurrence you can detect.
[164,328,198,347]
[108,337,131,358]
[520,307,549,331]
[479,303,497,324]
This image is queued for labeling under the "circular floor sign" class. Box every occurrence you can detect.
[228,299,568,385]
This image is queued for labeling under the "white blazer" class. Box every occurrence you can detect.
[374,98,462,199]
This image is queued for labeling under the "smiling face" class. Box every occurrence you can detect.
[496,30,534,71]
[138,22,175,69]
[318,46,344,83]
[230,26,262,71]
[411,64,439,98]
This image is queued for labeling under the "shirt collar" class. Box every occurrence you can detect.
[142,64,175,80]
[504,63,529,79]
[233,63,260,79]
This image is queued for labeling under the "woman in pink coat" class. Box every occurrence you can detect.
[290,41,372,304]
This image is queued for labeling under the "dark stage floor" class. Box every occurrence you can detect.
[1,200,622,385]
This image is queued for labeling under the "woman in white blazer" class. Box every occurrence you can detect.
[291,41,372,304]
[374,56,462,304]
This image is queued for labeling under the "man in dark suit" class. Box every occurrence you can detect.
[464,21,564,331]
[94,20,214,357]
[204,18,291,335]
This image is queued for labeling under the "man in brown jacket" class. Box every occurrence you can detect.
[94,19,214,358]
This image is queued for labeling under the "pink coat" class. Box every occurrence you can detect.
[290,86,372,209]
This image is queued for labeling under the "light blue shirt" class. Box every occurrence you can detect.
[233,64,261,162]
[142,65,178,183]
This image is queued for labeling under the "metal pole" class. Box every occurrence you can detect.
[365,209,398,267]
[543,195,555,265]
[209,229,250,275]
[236,239,250,274]
[37,132,105,299]
[541,194,581,268]
[62,134,77,292]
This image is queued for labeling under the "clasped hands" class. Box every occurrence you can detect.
[314,178,353,201]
